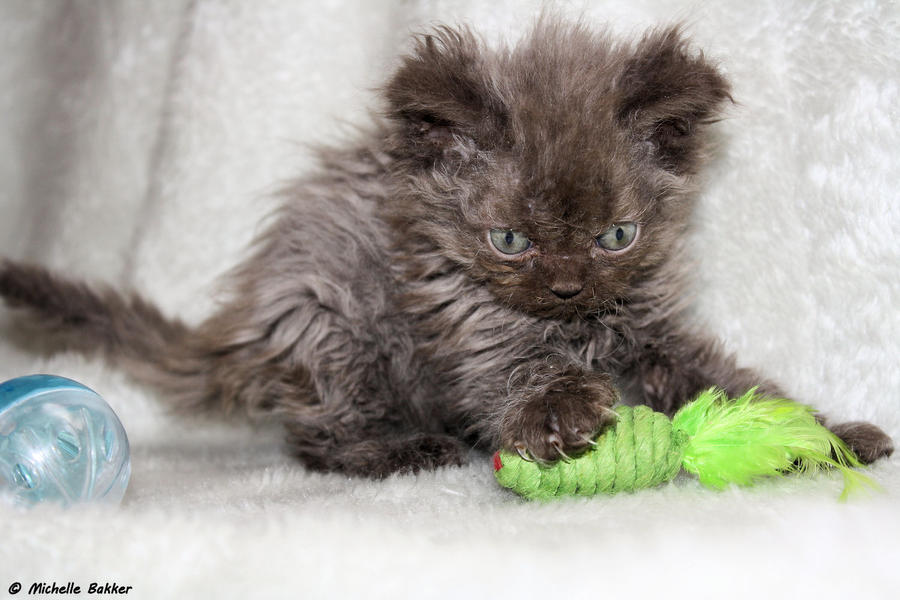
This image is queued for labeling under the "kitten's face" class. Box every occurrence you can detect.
[385,22,729,318]
[466,165,652,319]
[449,139,675,319]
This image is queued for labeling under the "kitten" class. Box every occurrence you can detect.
[0,20,892,477]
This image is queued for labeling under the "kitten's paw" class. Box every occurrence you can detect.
[501,372,618,463]
[829,421,894,464]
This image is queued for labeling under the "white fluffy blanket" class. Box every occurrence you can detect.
[1,1,898,598]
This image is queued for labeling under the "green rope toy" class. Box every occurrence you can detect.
[493,388,875,501]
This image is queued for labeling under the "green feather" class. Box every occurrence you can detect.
[673,388,875,500]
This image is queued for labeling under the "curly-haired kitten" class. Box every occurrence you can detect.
[0,21,893,477]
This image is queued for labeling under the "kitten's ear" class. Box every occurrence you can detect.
[384,26,504,163]
[616,27,732,174]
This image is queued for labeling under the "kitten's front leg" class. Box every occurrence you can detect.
[620,328,894,463]
[497,360,618,462]
[621,329,780,415]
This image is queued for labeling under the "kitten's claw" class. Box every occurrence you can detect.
[579,433,598,446]
[552,442,573,462]
[515,442,534,462]
[548,433,572,461]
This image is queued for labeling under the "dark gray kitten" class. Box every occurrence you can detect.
[0,21,892,476]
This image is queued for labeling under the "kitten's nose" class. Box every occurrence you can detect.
[549,283,583,299]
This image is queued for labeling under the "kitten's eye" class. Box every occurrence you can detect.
[596,222,638,252]
[489,229,532,255]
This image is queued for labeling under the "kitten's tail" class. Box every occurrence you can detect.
[0,259,222,413]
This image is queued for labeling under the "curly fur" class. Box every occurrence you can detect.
[0,20,892,476]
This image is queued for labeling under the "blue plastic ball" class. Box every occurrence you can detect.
[0,375,131,507]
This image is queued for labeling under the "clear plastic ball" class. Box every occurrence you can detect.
[0,375,131,507]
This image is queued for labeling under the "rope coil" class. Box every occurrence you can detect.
[494,405,688,499]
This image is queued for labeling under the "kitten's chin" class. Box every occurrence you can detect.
[538,304,597,321]
[503,295,608,321]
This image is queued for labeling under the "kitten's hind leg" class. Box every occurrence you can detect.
[196,302,466,476]
[194,291,467,476]
[202,250,467,476]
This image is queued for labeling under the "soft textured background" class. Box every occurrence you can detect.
[1,1,898,598]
